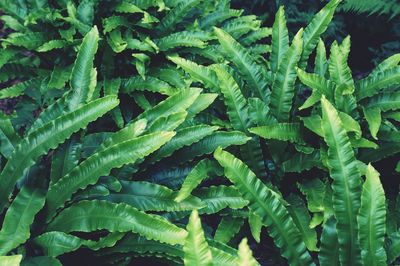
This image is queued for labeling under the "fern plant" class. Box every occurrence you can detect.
[0,0,400,265]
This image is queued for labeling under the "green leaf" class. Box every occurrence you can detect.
[319,216,340,266]
[213,65,250,131]
[46,131,175,219]
[156,31,211,51]
[184,210,213,266]
[300,0,340,67]
[329,41,354,88]
[0,187,45,255]
[363,107,381,139]
[163,131,250,165]
[370,53,400,77]
[238,238,258,266]
[214,217,244,244]
[156,0,200,33]
[0,116,21,159]
[287,195,318,252]
[68,26,99,109]
[136,88,201,126]
[0,96,119,211]
[34,231,124,257]
[214,148,313,266]
[356,67,400,100]
[121,75,177,96]
[315,39,328,76]
[364,92,400,112]
[320,96,362,265]
[194,185,248,215]
[50,139,81,184]
[213,27,269,103]
[147,125,219,165]
[298,178,326,213]
[249,123,304,144]
[386,231,400,264]
[0,255,22,266]
[168,56,219,91]
[270,6,289,73]
[296,68,335,100]
[270,29,304,121]
[176,159,222,203]
[357,164,387,266]
[248,212,262,243]
[101,180,205,212]
[47,200,187,245]
[0,78,43,100]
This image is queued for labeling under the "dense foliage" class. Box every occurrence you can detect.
[0,0,399,265]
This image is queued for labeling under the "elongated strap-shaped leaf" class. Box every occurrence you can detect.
[315,39,328,76]
[356,67,400,100]
[194,186,249,215]
[270,29,303,121]
[136,88,201,125]
[156,0,200,33]
[0,96,119,211]
[68,26,99,109]
[363,107,381,140]
[0,187,45,255]
[248,212,262,243]
[298,178,326,213]
[0,255,22,266]
[221,15,261,39]
[121,76,177,95]
[27,91,72,134]
[329,41,354,87]
[199,8,243,29]
[0,116,20,159]
[156,31,212,51]
[50,139,81,184]
[0,77,42,99]
[240,27,272,46]
[320,96,362,265]
[46,131,175,218]
[319,216,340,266]
[147,125,219,164]
[101,181,205,212]
[357,164,387,266]
[168,56,219,90]
[300,0,340,67]
[370,53,400,77]
[100,119,147,151]
[176,159,222,202]
[364,92,400,112]
[213,65,250,131]
[249,123,304,144]
[296,68,334,100]
[386,231,400,264]
[270,6,289,73]
[287,195,318,252]
[214,217,244,244]
[184,210,213,266]
[47,200,187,245]
[238,238,258,266]
[282,150,323,173]
[103,233,238,266]
[0,48,19,69]
[213,27,269,103]
[146,111,187,132]
[214,148,313,266]
[34,231,124,257]
[163,131,250,165]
